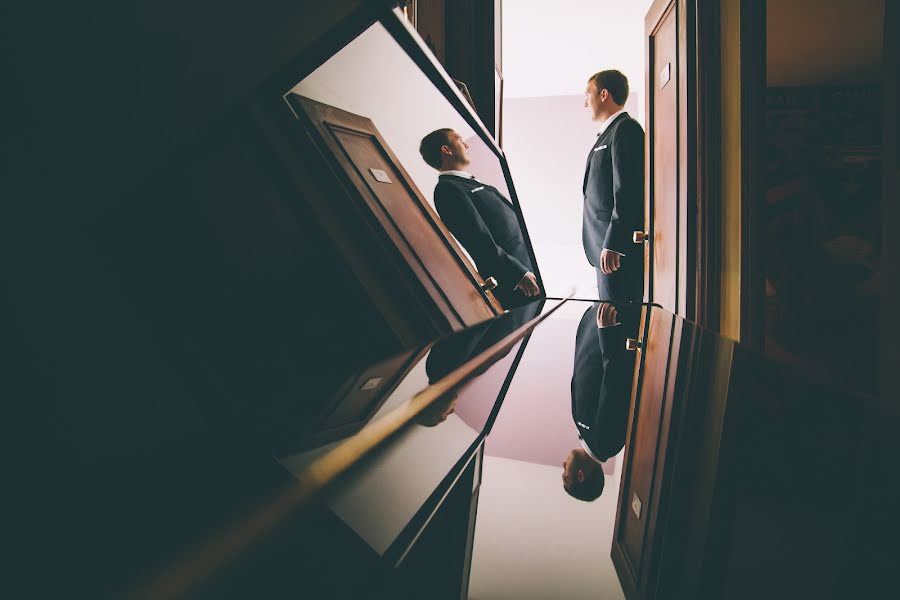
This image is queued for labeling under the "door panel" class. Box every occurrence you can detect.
[291,95,500,329]
[647,0,680,313]
[612,306,675,597]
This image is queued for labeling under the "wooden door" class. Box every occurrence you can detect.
[644,0,692,315]
[290,95,502,329]
[611,305,678,599]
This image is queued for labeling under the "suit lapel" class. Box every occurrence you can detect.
[442,174,514,208]
[583,112,630,194]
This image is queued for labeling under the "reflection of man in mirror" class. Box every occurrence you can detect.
[582,70,645,302]
[422,302,541,427]
[563,302,639,501]
[417,391,458,427]
[420,129,540,307]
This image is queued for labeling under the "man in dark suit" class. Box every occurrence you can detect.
[419,128,540,308]
[563,302,640,501]
[582,70,645,302]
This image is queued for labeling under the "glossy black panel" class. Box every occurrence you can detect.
[281,300,892,600]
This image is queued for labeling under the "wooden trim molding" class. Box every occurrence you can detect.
[739,0,766,349]
[693,0,722,331]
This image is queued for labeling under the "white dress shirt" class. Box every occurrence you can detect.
[440,169,476,180]
[598,108,627,136]
[580,437,605,465]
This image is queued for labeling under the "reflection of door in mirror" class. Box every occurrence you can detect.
[290,95,504,329]
[279,346,427,454]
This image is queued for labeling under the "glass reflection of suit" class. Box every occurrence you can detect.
[570,303,640,461]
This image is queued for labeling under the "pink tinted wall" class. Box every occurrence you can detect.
[481,302,617,475]
[503,93,640,297]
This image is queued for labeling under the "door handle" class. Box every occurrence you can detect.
[481,276,498,291]
[626,338,642,351]
[633,231,648,243]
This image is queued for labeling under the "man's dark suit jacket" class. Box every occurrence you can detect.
[582,112,645,301]
[434,174,534,307]
[571,303,640,461]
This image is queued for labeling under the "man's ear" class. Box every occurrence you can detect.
[576,469,586,483]
[441,144,452,156]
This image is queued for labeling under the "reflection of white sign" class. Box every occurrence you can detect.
[631,491,642,519]
[370,168,392,183]
[659,63,671,88]
[360,377,383,391]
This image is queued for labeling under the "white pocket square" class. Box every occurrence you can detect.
[471,185,485,192]
[594,144,608,152]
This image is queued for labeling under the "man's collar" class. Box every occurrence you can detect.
[580,437,605,465]
[597,108,628,136]
[440,169,475,179]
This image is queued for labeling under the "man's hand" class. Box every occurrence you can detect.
[599,249,622,275]
[596,302,619,328]
[515,272,540,297]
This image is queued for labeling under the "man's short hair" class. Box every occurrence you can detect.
[589,70,629,106]
[564,469,605,502]
[419,128,454,170]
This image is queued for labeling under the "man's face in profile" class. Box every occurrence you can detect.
[444,130,471,166]
[584,80,606,121]
[562,448,605,501]
[562,448,585,489]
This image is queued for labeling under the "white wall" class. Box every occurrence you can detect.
[291,22,476,210]
[469,456,625,600]
[503,0,654,103]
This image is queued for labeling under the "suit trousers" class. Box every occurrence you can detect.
[595,254,644,303]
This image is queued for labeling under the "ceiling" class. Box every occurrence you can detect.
[768,0,885,86]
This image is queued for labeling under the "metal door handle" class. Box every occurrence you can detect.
[481,276,498,291]
[633,231,648,243]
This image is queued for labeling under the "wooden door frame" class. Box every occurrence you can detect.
[693,0,722,331]
[645,0,728,329]
[739,0,767,349]
[883,0,900,416]
[674,0,766,345]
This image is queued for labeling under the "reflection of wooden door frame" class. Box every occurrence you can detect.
[279,346,430,453]
[290,95,503,325]
[611,305,679,599]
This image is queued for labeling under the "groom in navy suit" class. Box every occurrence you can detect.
[582,70,645,302]
[563,302,639,501]
[420,129,540,308]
